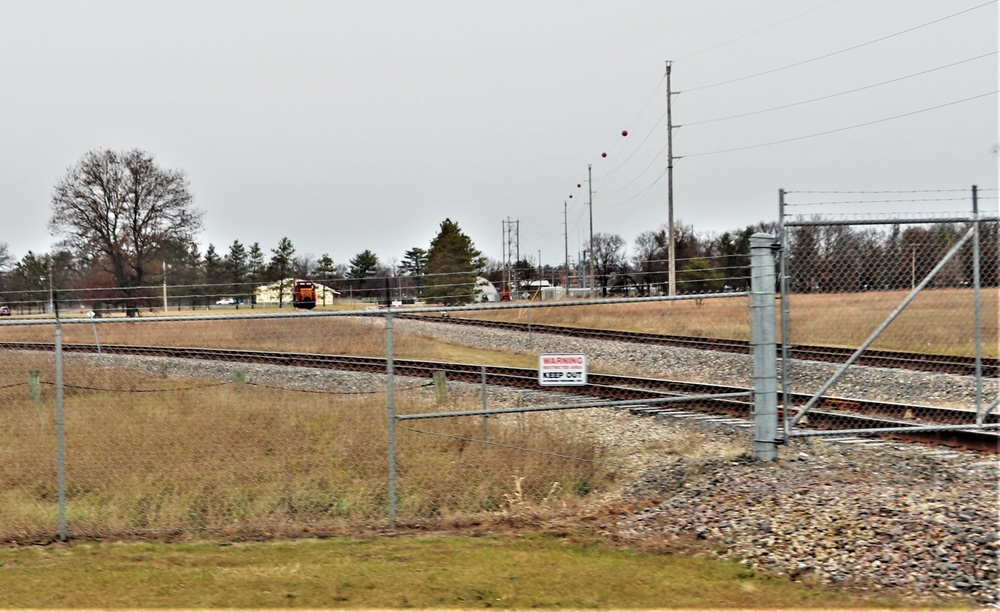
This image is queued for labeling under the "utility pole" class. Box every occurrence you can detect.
[537,250,542,296]
[563,201,569,290]
[502,220,509,296]
[588,164,595,298]
[162,261,168,312]
[666,60,677,297]
[502,218,520,299]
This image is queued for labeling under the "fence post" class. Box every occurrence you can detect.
[777,189,792,437]
[433,371,448,404]
[28,371,41,402]
[972,185,984,424]
[750,233,779,461]
[385,309,397,529]
[481,366,489,448]
[54,316,68,540]
[231,370,246,391]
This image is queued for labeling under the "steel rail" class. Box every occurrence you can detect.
[2,341,996,452]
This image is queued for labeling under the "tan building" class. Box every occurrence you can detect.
[254,279,341,307]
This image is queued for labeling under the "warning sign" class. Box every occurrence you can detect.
[538,354,587,386]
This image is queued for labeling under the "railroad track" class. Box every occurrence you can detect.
[2,341,997,452]
[394,313,999,377]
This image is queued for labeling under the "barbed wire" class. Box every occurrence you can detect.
[785,188,975,194]
[785,197,977,206]
[784,211,1000,223]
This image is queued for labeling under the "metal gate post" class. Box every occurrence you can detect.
[385,309,397,528]
[750,233,779,461]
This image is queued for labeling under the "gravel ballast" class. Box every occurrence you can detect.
[395,318,1000,606]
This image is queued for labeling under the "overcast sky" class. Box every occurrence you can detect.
[2,0,997,271]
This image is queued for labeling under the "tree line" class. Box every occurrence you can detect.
[0,148,995,313]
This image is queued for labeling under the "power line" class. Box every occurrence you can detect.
[676,0,842,62]
[602,141,669,195]
[604,109,668,179]
[682,52,998,127]
[683,90,998,158]
[606,172,667,210]
[683,0,997,93]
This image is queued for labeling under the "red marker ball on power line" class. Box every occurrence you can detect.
[577,183,581,188]
[569,195,573,199]
[601,152,607,158]
[622,130,628,136]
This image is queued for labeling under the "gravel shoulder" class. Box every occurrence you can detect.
[395,319,1000,607]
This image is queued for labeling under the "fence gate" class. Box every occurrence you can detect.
[777,187,999,447]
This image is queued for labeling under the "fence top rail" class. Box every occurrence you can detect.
[0,291,750,327]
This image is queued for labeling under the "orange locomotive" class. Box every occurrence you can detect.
[292,280,317,309]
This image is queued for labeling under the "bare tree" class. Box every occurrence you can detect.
[0,242,12,296]
[592,232,626,296]
[49,149,202,314]
[294,253,315,279]
[0,242,11,274]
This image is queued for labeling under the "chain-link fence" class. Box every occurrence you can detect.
[778,187,1000,444]
[0,281,764,541]
[3,194,997,542]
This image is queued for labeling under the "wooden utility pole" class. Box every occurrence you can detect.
[563,201,569,289]
[588,164,595,298]
[666,60,677,296]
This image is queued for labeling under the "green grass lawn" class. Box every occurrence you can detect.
[0,535,935,609]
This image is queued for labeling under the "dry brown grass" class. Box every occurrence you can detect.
[0,359,630,534]
[468,288,997,357]
[472,297,753,340]
[785,288,998,356]
[0,316,538,367]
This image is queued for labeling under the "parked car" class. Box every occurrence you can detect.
[0,306,10,316]
[215,297,237,305]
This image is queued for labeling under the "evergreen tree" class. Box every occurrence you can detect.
[400,247,428,297]
[677,257,726,297]
[423,219,484,304]
[172,243,203,309]
[224,240,249,296]
[313,254,339,281]
[268,237,296,307]
[247,242,266,284]
[203,244,225,297]
[348,250,380,298]
[312,253,342,305]
[10,251,51,313]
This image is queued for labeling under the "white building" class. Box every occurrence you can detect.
[254,279,341,306]
[474,277,501,302]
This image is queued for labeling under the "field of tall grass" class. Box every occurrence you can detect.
[0,353,658,536]
[471,287,997,357]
